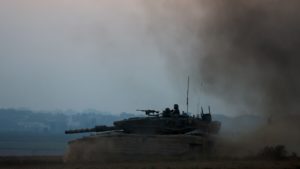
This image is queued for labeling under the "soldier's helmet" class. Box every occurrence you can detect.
[162,108,171,117]
[174,104,179,110]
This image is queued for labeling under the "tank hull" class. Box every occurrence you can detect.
[64,132,215,163]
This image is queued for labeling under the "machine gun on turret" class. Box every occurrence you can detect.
[136,109,160,117]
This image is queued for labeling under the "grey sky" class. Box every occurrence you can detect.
[0,0,232,115]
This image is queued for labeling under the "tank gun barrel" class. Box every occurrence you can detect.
[65,125,118,134]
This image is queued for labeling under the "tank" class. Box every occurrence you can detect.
[64,104,221,162]
[65,104,221,136]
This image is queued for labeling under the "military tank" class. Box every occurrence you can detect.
[64,104,221,162]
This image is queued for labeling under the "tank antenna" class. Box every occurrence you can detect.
[186,76,190,114]
[208,105,211,114]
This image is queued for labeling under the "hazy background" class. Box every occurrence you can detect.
[0,0,225,115]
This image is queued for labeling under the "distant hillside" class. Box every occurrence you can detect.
[0,109,136,155]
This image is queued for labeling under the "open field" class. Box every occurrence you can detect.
[0,156,300,169]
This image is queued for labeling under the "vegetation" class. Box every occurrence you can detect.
[257,145,298,160]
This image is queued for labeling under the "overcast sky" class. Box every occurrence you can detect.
[0,0,230,115]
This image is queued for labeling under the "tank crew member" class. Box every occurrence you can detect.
[162,107,171,117]
[172,104,180,116]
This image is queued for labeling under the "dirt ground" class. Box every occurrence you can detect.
[0,156,300,169]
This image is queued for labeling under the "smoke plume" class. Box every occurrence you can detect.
[143,0,300,154]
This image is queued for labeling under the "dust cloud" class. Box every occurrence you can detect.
[196,0,300,155]
[142,0,300,155]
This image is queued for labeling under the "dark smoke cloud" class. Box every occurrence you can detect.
[142,0,300,154]
[195,1,300,154]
